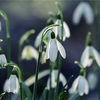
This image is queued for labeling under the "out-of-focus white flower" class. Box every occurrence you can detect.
[53,19,70,41]
[87,72,98,90]
[21,45,38,61]
[3,75,19,94]
[69,75,89,96]
[46,69,67,90]
[46,32,66,62]
[72,2,94,25]
[0,54,7,69]
[81,46,100,68]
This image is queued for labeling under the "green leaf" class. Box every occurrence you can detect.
[40,88,48,100]
[58,91,67,100]
[22,82,32,100]
[0,92,5,100]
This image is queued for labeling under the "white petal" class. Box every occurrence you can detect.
[92,47,100,67]
[60,73,67,89]
[71,76,80,92]
[0,54,7,68]
[63,21,70,41]
[84,78,89,95]
[49,39,58,62]
[81,46,92,68]
[46,41,50,59]
[87,72,98,90]
[21,45,38,61]
[56,40,66,59]
[3,79,10,93]
[34,29,43,47]
[78,76,86,96]
[9,75,19,94]
[46,70,58,89]
[46,78,50,90]
[72,2,84,24]
[83,2,94,24]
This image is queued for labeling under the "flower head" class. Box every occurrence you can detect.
[3,75,19,94]
[46,32,66,62]
[0,54,7,69]
[21,45,38,61]
[87,72,98,90]
[81,46,100,68]
[69,75,89,96]
[72,2,94,25]
[53,19,70,41]
[46,69,67,90]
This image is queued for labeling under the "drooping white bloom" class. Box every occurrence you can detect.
[87,72,98,90]
[81,46,100,68]
[72,2,94,25]
[46,38,66,62]
[53,19,70,41]
[46,69,67,90]
[21,45,38,61]
[69,75,89,96]
[0,54,7,69]
[3,75,19,94]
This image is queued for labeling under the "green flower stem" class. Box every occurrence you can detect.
[54,2,63,100]
[4,63,23,100]
[61,75,73,92]
[0,10,11,76]
[32,24,60,100]
[48,62,53,100]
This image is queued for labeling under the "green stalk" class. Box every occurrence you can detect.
[0,10,11,76]
[54,2,64,100]
[48,62,52,100]
[32,24,60,100]
[4,63,23,100]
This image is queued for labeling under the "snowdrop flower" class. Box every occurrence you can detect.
[0,54,7,69]
[87,72,98,90]
[72,2,94,25]
[69,75,89,96]
[53,19,70,41]
[46,32,66,62]
[46,69,67,90]
[81,46,100,68]
[21,45,38,61]
[3,75,19,94]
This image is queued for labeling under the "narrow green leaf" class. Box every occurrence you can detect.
[58,91,67,100]
[22,82,32,100]
[0,92,5,100]
[40,88,48,100]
